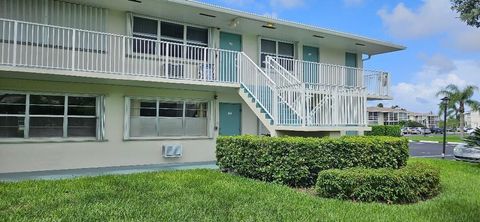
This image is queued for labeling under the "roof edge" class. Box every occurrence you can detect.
[168,0,406,52]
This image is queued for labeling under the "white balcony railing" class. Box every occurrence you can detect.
[273,57,390,98]
[0,18,240,83]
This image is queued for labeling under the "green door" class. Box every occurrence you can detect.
[220,32,242,82]
[345,52,357,87]
[219,103,242,136]
[303,46,319,83]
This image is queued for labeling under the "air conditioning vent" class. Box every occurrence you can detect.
[162,144,183,158]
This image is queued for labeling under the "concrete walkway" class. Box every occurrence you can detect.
[0,161,218,182]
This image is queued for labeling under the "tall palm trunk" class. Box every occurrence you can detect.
[459,101,465,138]
[459,112,465,138]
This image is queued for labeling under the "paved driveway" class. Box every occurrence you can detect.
[409,142,455,159]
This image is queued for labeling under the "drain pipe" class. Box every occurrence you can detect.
[362,54,372,61]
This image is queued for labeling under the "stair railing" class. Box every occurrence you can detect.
[239,52,277,122]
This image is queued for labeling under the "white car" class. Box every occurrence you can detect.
[466,128,477,136]
[454,144,480,163]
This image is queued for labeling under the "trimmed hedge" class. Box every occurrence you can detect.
[315,162,440,204]
[365,125,402,137]
[216,135,409,187]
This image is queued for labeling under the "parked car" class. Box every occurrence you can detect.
[409,127,421,135]
[430,128,443,134]
[466,128,478,136]
[421,128,431,134]
[454,144,480,163]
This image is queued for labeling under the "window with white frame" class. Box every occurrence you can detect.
[260,39,294,68]
[127,98,209,138]
[0,92,103,139]
[131,16,208,58]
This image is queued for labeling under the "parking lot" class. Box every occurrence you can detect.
[409,141,455,159]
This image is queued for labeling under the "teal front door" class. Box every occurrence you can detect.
[219,103,242,136]
[220,32,242,82]
[345,52,358,87]
[303,46,319,83]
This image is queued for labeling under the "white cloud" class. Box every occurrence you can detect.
[418,53,456,74]
[389,57,480,113]
[269,0,304,9]
[377,0,480,52]
[263,12,279,18]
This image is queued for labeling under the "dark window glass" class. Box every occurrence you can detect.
[261,39,276,54]
[158,102,183,117]
[161,22,184,40]
[29,95,64,115]
[68,97,96,116]
[132,17,158,54]
[29,117,63,137]
[187,26,208,45]
[278,42,294,56]
[67,117,96,137]
[0,116,24,138]
[140,102,156,117]
[185,102,207,117]
[0,94,26,115]
[133,17,158,37]
[68,97,96,106]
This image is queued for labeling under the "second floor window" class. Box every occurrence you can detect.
[260,39,294,68]
[131,16,208,58]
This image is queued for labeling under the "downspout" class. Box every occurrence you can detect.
[362,54,372,61]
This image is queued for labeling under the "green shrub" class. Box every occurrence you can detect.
[216,135,409,187]
[464,127,480,147]
[315,162,440,204]
[365,125,402,137]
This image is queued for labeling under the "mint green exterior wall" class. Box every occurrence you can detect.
[0,76,262,173]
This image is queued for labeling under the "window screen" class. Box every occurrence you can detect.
[128,98,209,138]
[0,93,100,139]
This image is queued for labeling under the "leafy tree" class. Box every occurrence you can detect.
[436,84,480,137]
[451,0,480,28]
[438,117,460,129]
[399,120,425,128]
[377,103,384,108]
[464,127,480,147]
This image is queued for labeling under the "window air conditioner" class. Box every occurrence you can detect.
[162,144,183,158]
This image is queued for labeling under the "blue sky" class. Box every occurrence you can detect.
[200,0,480,113]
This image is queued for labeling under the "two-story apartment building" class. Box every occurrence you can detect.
[367,106,439,128]
[465,111,480,129]
[408,112,439,128]
[367,106,409,125]
[0,0,404,173]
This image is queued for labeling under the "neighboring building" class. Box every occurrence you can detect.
[465,111,480,128]
[367,107,439,128]
[408,112,439,129]
[367,107,409,126]
[0,0,404,173]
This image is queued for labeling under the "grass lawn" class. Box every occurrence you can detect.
[1,159,479,221]
[407,134,464,143]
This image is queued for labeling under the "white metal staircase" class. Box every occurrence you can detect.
[237,54,368,135]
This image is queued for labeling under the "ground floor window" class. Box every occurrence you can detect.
[127,97,210,138]
[0,92,104,139]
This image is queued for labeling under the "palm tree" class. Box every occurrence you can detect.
[436,84,480,137]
